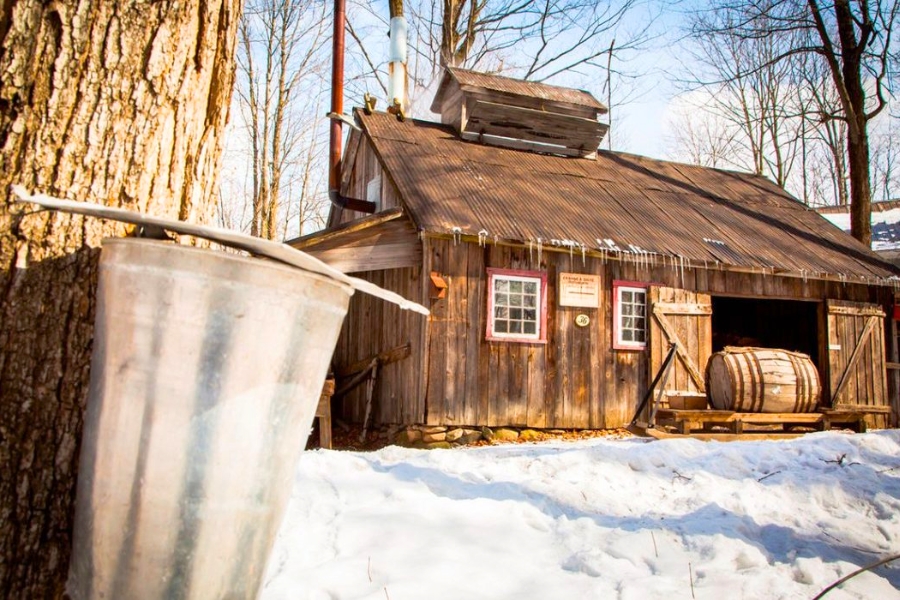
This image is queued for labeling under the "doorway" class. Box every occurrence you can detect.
[711,296,820,366]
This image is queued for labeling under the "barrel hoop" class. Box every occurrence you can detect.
[727,352,743,411]
[788,352,805,412]
[748,351,764,412]
[799,354,810,412]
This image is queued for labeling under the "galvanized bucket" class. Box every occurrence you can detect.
[67,239,353,600]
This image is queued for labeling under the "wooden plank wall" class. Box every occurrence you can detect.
[423,238,648,429]
[332,266,427,424]
[825,301,888,427]
[420,239,895,430]
[648,287,712,398]
[339,136,403,225]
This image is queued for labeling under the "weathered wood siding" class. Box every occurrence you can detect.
[649,287,712,401]
[825,300,889,427]
[332,266,427,424]
[338,132,402,225]
[420,238,895,429]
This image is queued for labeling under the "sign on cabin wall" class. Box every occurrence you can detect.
[559,273,601,308]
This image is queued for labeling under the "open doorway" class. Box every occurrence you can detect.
[711,296,820,366]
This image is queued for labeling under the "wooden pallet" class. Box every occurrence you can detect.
[652,408,870,436]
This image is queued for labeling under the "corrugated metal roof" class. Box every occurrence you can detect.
[359,111,898,282]
[432,67,607,112]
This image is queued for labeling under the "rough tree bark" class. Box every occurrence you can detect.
[0,1,242,598]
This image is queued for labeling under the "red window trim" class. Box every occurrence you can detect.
[612,280,648,351]
[486,268,548,344]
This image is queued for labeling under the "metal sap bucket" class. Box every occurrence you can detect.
[68,239,353,600]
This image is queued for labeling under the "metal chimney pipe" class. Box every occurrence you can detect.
[328,0,375,215]
[329,0,345,193]
[388,16,408,111]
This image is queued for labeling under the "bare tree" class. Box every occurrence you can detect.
[0,1,241,597]
[668,93,743,168]
[689,0,899,246]
[344,0,655,123]
[685,8,806,188]
[234,0,331,240]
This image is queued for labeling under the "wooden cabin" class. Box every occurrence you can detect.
[292,67,900,431]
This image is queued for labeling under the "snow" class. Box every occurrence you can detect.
[263,431,900,599]
[821,210,900,251]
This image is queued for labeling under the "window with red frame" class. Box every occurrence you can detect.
[486,268,547,342]
[613,281,648,349]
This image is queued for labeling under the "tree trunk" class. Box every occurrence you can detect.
[0,1,242,598]
[847,121,873,246]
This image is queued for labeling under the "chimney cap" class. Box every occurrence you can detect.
[430,67,608,115]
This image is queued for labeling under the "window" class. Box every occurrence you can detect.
[366,175,382,210]
[613,281,647,350]
[487,269,547,343]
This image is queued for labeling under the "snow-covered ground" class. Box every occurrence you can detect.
[263,431,900,600]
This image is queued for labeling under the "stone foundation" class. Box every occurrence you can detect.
[390,425,556,449]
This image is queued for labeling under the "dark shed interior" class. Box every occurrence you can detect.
[711,296,820,366]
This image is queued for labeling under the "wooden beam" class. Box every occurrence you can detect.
[653,302,712,316]
[827,305,886,318]
[306,242,420,272]
[288,207,406,249]
[336,343,412,378]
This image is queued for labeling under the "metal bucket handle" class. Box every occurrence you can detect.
[11,185,429,315]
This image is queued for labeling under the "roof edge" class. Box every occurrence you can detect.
[288,207,407,250]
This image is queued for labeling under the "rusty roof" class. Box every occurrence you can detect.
[357,110,898,282]
[430,67,607,113]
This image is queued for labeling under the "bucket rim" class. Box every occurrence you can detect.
[100,237,354,296]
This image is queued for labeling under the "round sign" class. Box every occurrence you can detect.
[575,314,590,327]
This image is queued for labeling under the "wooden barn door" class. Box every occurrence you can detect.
[648,287,712,402]
[825,300,887,412]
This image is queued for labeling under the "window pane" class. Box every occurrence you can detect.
[622,303,634,316]
[489,273,543,340]
[635,304,646,317]
[634,329,646,342]
[622,329,634,342]
[623,317,633,329]
[622,291,633,303]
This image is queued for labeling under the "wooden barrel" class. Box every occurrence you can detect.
[706,347,820,413]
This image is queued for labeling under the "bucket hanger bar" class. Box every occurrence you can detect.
[11,186,429,315]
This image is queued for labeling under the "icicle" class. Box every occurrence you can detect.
[581,244,587,266]
[537,238,543,265]
[528,239,533,263]
[451,226,462,245]
[478,229,488,247]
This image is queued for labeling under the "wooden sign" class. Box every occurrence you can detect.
[559,273,600,308]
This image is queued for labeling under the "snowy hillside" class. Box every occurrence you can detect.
[263,432,900,600]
